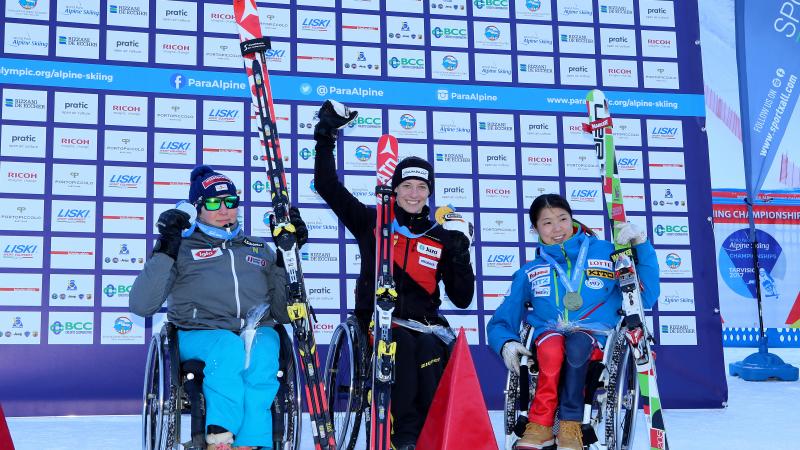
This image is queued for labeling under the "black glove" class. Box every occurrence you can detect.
[444,230,471,265]
[269,206,308,248]
[314,99,358,143]
[153,208,191,259]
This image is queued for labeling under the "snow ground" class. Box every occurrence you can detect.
[6,348,799,450]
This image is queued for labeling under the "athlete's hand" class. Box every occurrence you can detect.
[269,206,308,249]
[501,341,533,375]
[614,221,647,246]
[314,99,358,142]
[153,208,191,259]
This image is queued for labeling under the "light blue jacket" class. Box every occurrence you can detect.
[487,230,660,354]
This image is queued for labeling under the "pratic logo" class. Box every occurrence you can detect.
[164,9,189,18]
[354,145,372,162]
[640,1,675,27]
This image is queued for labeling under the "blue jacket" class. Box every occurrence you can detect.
[487,229,660,355]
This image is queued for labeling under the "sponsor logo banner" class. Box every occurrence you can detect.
[51,200,95,233]
[1,124,46,157]
[0,273,43,307]
[4,22,49,55]
[50,237,95,270]
[48,311,94,345]
[0,199,45,232]
[0,311,41,344]
[100,312,145,344]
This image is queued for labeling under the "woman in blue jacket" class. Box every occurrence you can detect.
[487,194,660,450]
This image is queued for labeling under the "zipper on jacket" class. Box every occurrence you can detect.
[227,248,241,319]
[396,237,412,318]
[560,244,569,322]
[192,307,197,319]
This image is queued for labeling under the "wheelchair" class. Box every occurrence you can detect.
[323,314,456,449]
[142,322,301,450]
[503,319,639,450]
[323,315,372,450]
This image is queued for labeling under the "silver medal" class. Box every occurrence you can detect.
[564,292,583,311]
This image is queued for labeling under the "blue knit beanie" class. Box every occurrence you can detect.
[188,165,237,207]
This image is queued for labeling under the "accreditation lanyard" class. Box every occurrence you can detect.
[539,237,591,299]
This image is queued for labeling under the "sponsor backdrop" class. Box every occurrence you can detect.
[0,0,726,414]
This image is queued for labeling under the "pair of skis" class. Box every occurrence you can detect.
[585,89,669,450]
[232,1,335,449]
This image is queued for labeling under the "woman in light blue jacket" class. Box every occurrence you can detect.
[487,194,660,450]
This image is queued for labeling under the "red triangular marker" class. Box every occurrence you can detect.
[416,328,498,450]
[786,291,800,328]
[0,403,15,450]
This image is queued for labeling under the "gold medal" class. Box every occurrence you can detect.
[564,292,583,311]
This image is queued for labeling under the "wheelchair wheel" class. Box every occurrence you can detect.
[503,323,536,450]
[273,325,302,450]
[603,329,640,450]
[142,328,181,450]
[324,316,368,450]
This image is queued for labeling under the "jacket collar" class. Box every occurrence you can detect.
[394,205,432,234]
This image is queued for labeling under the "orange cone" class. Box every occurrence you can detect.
[416,328,498,450]
[0,402,15,450]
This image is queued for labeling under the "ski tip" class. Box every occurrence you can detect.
[377,134,399,154]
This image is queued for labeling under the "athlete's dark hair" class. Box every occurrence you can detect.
[529,193,595,237]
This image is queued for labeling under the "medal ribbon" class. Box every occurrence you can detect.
[539,236,591,295]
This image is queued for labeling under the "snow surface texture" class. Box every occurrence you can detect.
[6,348,798,450]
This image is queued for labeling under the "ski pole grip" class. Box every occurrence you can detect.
[240,36,271,56]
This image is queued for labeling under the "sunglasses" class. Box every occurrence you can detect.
[202,195,240,211]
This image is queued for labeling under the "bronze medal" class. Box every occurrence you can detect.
[564,292,583,311]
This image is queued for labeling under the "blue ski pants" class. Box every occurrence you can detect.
[178,327,280,448]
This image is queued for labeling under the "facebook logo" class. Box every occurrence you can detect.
[171,74,183,89]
